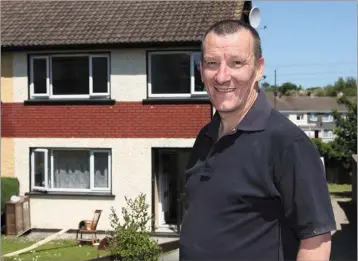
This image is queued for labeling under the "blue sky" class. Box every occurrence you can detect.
[254,1,357,88]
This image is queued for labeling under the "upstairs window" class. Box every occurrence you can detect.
[29,54,110,99]
[322,114,334,122]
[148,51,206,98]
[296,114,304,120]
[309,113,318,121]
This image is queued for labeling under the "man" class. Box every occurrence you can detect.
[179,19,336,261]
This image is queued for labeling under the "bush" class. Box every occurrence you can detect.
[108,193,162,261]
[1,177,20,215]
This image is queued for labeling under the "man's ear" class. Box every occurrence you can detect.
[256,57,265,81]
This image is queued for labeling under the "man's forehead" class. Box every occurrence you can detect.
[203,30,253,53]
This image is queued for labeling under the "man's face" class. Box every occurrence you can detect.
[200,30,264,113]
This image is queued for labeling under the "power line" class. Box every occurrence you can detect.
[265,61,356,69]
[264,71,355,77]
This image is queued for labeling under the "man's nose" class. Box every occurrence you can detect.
[215,63,231,84]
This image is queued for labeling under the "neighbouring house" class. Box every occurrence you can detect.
[1,0,253,235]
[265,92,348,142]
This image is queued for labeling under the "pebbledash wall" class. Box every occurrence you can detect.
[1,52,15,178]
[1,49,212,231]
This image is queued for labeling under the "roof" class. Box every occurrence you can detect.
[265,92,349,112]
[1,0,248,49]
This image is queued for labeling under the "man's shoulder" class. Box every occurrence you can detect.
[195,121,212,139]
[266,109,312,148]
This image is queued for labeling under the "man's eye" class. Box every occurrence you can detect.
[205,61,218,67]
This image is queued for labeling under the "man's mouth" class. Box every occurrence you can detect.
[214,86,236,93]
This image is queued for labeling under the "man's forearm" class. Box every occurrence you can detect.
[296,233,332,261]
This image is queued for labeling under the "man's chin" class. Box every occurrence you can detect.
[214,104,241,114]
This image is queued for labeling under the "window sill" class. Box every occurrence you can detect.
[25,191,115,199]
[142,97,211,105]
[24,99,116,106]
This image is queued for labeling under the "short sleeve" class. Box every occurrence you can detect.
[272,135,337,240]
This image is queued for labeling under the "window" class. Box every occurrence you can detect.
[322,130,334,138]
[296,114,304,120]
[31,148,111,193]
[322,114,334,122]
[148,51,206,97]
[309,113,318,121]
[29,54,110,99]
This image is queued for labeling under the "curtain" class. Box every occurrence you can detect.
[54,150,90,189]
[94,152,109,188]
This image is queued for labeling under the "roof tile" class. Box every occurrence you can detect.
[1,0,246,48]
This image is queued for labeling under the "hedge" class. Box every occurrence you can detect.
[1,177,20,215]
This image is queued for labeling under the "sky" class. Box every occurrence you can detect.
[253,1,357,88]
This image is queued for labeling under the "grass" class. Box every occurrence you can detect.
[328,183,352,199]
[1,236,110,261]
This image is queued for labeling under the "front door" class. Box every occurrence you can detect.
[154,148,191,233]
[176,149,191,233]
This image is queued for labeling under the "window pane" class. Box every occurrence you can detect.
[53,150,90,189]
[92,57,108,93]
[52,56,89,95]
[151,53,190,94]
[34,151,45,187]
[94,152,109,188]
[193,54,205,92]
[48,152,52,188]
[33,59,47,94]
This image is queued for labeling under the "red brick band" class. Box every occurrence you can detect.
[1,102,211,138]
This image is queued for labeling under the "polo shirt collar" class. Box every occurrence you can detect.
[206,89,272,139]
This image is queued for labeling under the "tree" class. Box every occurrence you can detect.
[332,96,357,169]
[279,82,298,95]
[260,81,270,89]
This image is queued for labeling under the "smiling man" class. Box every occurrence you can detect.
[179,20,336,261]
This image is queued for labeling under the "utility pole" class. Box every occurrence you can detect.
[274,69,277,109]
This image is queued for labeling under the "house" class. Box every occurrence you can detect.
[1,0,253,235]
[265,92,348,142]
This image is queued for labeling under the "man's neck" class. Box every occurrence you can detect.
[218,90,258,139]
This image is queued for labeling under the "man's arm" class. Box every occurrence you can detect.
[272,133,336,261]
[297,233,332,261]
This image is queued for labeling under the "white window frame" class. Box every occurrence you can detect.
[30,56,50,98]
[29,53,110,99]
[148,51,206,98]
[309,113,318,121]
[31,148,112,193]
[296,114,304,121]
[322,130,334,138]
[322,114,334,122]
[31,148,49,191]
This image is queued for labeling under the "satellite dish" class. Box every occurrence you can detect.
[249,7,261,29]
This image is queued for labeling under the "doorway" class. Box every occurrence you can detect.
[152,148,191,234]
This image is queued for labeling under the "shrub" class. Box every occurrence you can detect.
[108,193,162,261]
[1,177,20,215]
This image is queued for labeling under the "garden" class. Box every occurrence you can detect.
[2,236,110,261]
[1,178,164,261]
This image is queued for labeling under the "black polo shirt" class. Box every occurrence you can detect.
[179,89,336,261]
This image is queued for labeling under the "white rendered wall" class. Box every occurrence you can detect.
[12,49,147,103]
[14,138,195,230]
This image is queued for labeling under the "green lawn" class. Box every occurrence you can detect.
[1,236,110,261]
[328,183,352,199]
